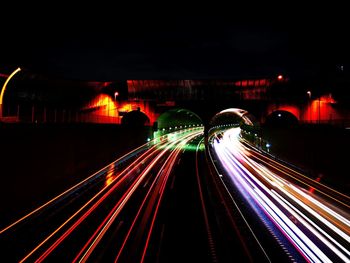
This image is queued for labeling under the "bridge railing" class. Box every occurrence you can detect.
[0,103,126,124]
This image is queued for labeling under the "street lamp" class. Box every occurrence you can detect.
[114,91,119,101]
[307,91,312,123]
[307,90,311,98]
[0,67,21,118]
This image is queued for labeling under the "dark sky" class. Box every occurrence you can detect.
[1,4,349,81]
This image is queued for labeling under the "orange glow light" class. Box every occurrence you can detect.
[84,94,118,117]
[235,79,269,87]
[105,166,115,186]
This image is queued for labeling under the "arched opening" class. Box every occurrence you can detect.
[208,108,260,145]
[265,110,298,127]
[121,110,150,127]
[156,108,203,130]
[209,108,258,128]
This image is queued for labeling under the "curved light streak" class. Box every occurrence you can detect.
[0,67,21,118]
[211,127,350,262]
[217,108,254,125]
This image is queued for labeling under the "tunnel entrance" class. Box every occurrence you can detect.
[265,110,298,127]
[156,108,203,130]
[154,108,203,138]
[209,108,257,128]
[208,108,259,142]
[121,110,150,127]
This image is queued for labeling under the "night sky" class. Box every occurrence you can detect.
[1,4,348,81]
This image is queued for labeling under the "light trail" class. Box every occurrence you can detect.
[113,147,181,262]
[211,127,350,262]
[20,141,164,262]
[139,136,196,263]
[194,138,220,263]
[239,138,350,209]
[75,131,202,262]
[0,139,159,234]
[9,127,204,262]
[207,139,271,262]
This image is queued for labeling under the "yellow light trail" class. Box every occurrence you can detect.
[0,67,21,118]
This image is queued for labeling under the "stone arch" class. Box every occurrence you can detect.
[265,110,299,126]
[121,109,151,126]
[266,104,300,121]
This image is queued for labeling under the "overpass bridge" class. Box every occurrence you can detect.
[81,78,348,129]
[1,71,350,128]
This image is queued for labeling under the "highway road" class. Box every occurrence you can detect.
[209,127,350,262]
[0,125,270,262]
[0,127,205,262]
[1,125,349,262]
